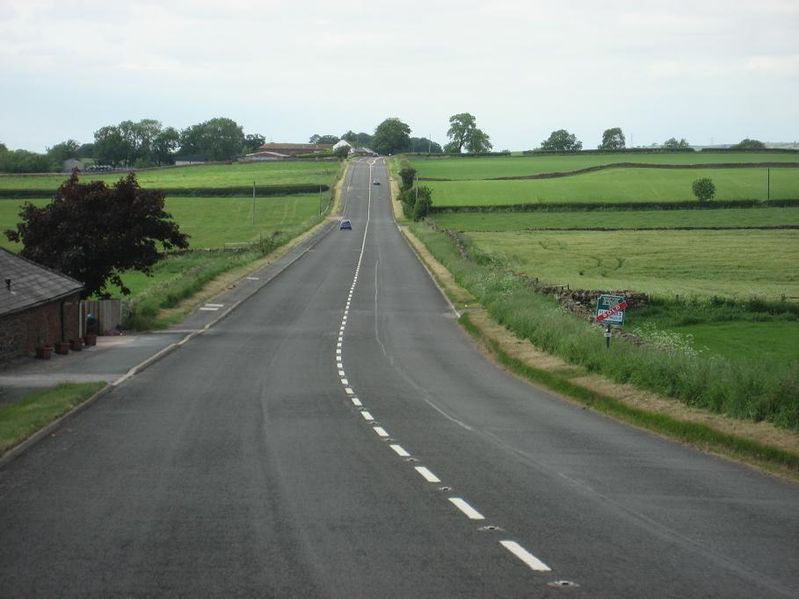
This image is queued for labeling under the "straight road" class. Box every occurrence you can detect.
[1,158,797,598]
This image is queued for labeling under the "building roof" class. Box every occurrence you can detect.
[0,248,83,318]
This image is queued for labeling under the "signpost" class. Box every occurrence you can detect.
[596,294,627,347]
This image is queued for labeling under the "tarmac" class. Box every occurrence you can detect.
[0,220,335,410]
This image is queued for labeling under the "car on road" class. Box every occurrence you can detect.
[339,219,352,230]
[372,180,380,185]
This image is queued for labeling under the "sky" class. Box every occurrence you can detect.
[1,0,797,153]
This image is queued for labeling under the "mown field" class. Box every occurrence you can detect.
[414,152,799,180]
[425,167,799,206]
[0,160,338,191]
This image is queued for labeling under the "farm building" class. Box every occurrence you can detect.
[254,142,334,156]
[0,248,83,363]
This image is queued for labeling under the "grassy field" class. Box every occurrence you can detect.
[424,167,799,206]
[671,321,799,365]
[466,229,799,299]
[1,194,324,250]
[433,207,799,231]
[414,153,799,180]
[0,160,338,190]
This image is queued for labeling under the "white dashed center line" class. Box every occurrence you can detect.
[448,497,485,520]
[373,426,389,437]
[415,466,441,483]
[389,444,410,457]
[360,411,374,421]
[500,541,551,572]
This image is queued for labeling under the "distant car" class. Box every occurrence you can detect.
[372,180,380,185]
[339,219,352,230]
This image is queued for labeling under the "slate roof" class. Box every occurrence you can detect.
[0,248,83,317]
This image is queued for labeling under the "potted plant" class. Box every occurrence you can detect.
[69,338,83,351]
[35,330,53,359]
[84,332,97,346]
[54,340,70,355]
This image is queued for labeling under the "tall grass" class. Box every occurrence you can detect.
[410,222,799,430]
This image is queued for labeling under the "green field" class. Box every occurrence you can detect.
[672,321,799,365]
[0,195,324,250]
[424,167,799,206]
[467,229,799,300]
[414,153,799,180]
[433,207,799,231]
[0,160,338,191]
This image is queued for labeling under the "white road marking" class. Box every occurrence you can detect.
[338,370,345,376]
[205,303,224,308]
[345,387,354,395]
[373,426,389,437]
[415,466,441,483]
[341,378,348,385]
[390,444,410,457]
[337,342,342,347]
[336,349,342,355]
[351,397,362,407]
[449,498,485,520]
[361,411,374,421]
[500,541,551,572]
[199,307,219,311]
[245,276,260,280]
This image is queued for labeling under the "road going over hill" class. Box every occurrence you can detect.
[1,158,798,598]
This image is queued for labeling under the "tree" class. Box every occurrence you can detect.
[341,130,373,148]
[372,118,411,155]
[5,171,189,297]
[333,144,350,159]
[151,127,180,166]
[244,133,266,152]
[663,137,691,149]
[692,177,715,202]
[598,127,626,150]
[446,113,492,153]
[540,129,582,152]
[78,143,95,159]
[309,134,339,145]
[46,139,81,167]
[179,117,245,161]
[731,138,766,150]
[93,125,128,167]
[399,166,417,190]
[408,137,443,153]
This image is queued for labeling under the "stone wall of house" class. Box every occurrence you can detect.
[0,292,81,363]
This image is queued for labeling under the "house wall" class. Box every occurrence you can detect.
[0,292,82,363]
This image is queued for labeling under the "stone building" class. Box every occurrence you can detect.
[0,248,83,363]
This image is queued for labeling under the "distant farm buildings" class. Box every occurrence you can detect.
[242,142,334,161]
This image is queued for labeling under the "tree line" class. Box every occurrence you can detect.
[537,128,767,152]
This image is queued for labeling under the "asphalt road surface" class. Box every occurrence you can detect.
[1,158,798,598]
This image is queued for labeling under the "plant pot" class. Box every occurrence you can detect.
[84,333,97,347]
[36,346,53,360]
[54,341,70,355]
[69,338,83,351]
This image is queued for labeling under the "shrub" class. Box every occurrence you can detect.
[692,177,716,202]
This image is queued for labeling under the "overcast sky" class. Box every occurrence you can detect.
[1,0,797,153]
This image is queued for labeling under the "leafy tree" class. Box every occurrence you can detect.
[341,130,373,147]
[731,138,766,150]
[408,137,443,153]
[540,129,582,152]
[151,127,180,166]
[244,133,266,152]
[78,143,95,159]
[692,177,715,202]
[179,117,245,161]
[93,125,128,167]
[446,113,492,153]
[398,185,433,220]
[663,137,691,149]
[372,118,411,155]
[333,145,350,159]
[598,127,626,150]
[46,139,81,167]
[5,171,189,297]
[309,134,339,145]
[399,166,417,190]
[0,146,51,173]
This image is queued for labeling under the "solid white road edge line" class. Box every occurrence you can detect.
[448,497,485,520]
[499,540,551,572]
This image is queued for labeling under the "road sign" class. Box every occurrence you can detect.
[596,294,627,325]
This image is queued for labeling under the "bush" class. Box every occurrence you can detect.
[692,177,716,202]
[399,166,417,190]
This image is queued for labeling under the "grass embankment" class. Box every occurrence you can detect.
[0,383,106,455]
[409,222,799,433]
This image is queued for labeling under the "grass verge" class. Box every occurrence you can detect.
[0,382,106,455]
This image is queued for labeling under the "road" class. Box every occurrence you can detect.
[1,158,798,598]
